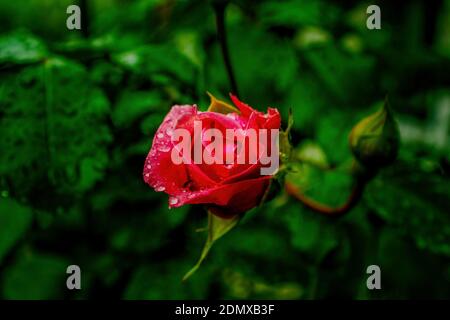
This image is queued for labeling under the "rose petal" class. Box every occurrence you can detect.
[143,105,197,194]
[264,107,281,129]
[170,176,271,214]
[230,94,260,118]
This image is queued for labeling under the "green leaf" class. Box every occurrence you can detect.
[224,225,289,260]
[258,0,340,28]
[284,74,330,132]
[2,252,68,299]
[316,110,358,164]
[183,211,240,281]
[282,203,339,262]
[303,44,375,103]
[0,198,33,263]
[0,57,112,196]
[0,31,47,65]
[113,44,197,84]
[365,164,450,256]
[112,90,165,128]
[286,141,353,207]
[294,140,329,169]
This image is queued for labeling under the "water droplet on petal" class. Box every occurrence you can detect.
[156,186,165,192]
[147,164,152,169]
[166,128,174,136]
[169,197,179,205]
[157,132,164,139]
[158,145,170,152]
[145,173,150,178]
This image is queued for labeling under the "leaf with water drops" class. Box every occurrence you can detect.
[0,57,111,197]
[365,162,450,256]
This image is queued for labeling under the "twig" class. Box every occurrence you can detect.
[213,1,239,96]
[79,0,90,38]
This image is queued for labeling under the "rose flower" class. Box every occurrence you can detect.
[143,94,281,217]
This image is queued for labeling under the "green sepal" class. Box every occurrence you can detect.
[206,92,239,114]
[183,211,240,281]
[279,108,294,165]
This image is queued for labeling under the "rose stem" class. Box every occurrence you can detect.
[79,0,90,38]
[285,178,367,217]
[213,1,239,96]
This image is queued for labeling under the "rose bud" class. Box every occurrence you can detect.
[143,94,281,217]
[349,99,400,170]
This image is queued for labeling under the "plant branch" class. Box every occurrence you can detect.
[213,1,239,96]
[285,178,367,217]
[79,0,90,38]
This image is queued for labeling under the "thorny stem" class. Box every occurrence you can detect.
[213,1,239,96]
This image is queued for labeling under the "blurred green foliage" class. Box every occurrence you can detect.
[0,0,449,299]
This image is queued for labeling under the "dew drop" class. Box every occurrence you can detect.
[145,173,150,178]
[156,186,165,192]
[158,145,170,152]
[166,128,174,136]
[157,132,164,139]
[169,197,179,205]
[146,164,152,169]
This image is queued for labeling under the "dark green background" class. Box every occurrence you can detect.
[0,0,449,299]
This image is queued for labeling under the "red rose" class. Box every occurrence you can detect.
[143,94,281,217]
